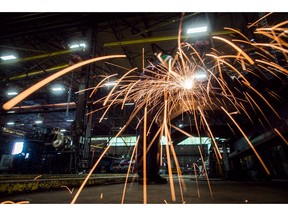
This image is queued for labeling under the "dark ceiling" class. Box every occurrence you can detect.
[0,12,287,141]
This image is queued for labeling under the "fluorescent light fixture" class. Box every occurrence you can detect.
[7,91,18,96]
[1,55,17,60]
[104,81,117,87]
[12,141,24,155]
[60,129,66,132]
[187,26,208,34]
[194,73,207,79]
[70,43,86,49]
[35,120,42,124]
[124,102,134,106]
[66,119,74,122]
[7,122,15,125]
[52,87,64,91]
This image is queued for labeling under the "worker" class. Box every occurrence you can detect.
[134,54,172,184]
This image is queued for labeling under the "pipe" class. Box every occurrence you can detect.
[0,48,83,65]
[6,64,69,81]
[103,30,235,47]
[10,102,76,110]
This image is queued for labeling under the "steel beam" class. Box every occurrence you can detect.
[103,30,235,47]
[0,48,83,65]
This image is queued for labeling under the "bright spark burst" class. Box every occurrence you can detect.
[86,17,288,202]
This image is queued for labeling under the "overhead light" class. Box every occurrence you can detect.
[60,129,66,132]
[193,71,207,81]
[187,26,208,34]
[7,122,15,125]
[7,91,18,96]
[104,82,117,87]
[124,102,134,106]
[66,119,74,122]
[35,120,42,124]
[51,85,65,95]
[0,55,17,61]
[52,87,64,91]
[69,43,86,49]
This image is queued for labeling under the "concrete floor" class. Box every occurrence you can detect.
[1,175,288,204]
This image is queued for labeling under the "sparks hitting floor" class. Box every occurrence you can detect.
[1,174,288,204]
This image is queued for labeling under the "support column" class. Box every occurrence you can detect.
[70,63,89,173]
[70,27,94,173]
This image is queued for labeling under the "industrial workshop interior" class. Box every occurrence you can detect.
[0,12,288,205]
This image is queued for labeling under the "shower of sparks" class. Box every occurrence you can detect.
[2,15,287,204]
[86,18,287,203]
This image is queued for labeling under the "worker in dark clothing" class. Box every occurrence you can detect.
[135,54,172,184]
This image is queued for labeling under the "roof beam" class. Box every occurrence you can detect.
[103,30,235,47]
